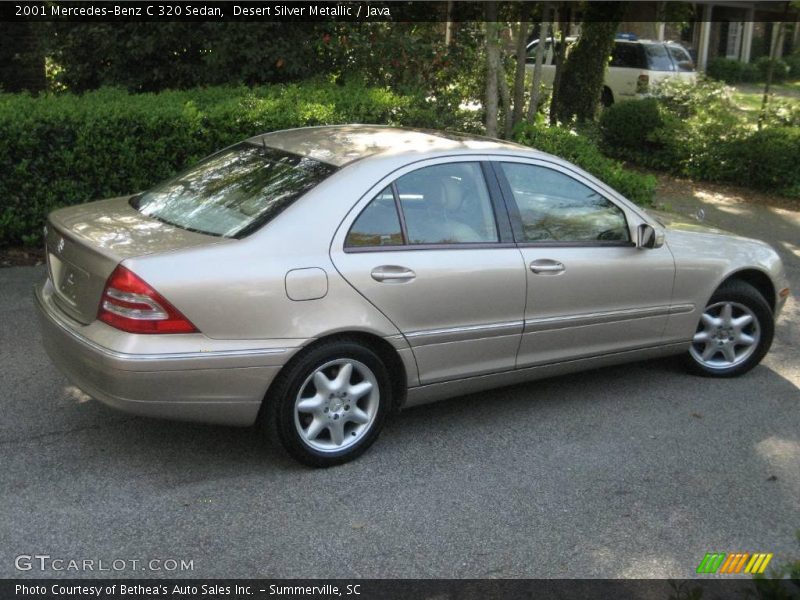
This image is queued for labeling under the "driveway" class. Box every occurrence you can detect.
[1,187,798,579]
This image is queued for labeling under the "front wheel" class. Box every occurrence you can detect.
[685,281,774,377]
[264,340,391,467]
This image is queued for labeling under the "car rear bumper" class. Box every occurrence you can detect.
[35,280,292,426]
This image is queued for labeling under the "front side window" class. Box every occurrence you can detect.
[499,163,630,243]
[345,162,499,249]
[132,143,336,238]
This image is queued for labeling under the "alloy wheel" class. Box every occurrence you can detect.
[689,301,761,370]
[293,359,380,453]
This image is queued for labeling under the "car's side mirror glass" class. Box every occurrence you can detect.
[637,223,663,249]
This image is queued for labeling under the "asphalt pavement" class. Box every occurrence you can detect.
[1,196,798,579]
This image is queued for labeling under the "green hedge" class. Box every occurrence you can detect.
[706,57,790,84]
[722,127,800,197]
[0,82,477,247]
[514,123,656,205]
[598,79,800,198]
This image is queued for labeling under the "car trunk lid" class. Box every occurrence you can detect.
[46,196,227,324]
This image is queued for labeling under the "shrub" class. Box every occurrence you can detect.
[706,58,744,84]
[514,123,656,205]
[721,127,800,197]
[597,76,800,198]
[754,56,790,83]
[0,82,473,247]
[598,98,678,169]
[786,52,800,79]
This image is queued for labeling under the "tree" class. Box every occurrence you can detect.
[552,1,626,123]
[511,18,532,130]
[0,23,46,93]
[484,2,501,137]
[527,5,552,122]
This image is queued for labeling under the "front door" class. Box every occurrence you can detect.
[491,159,676,368]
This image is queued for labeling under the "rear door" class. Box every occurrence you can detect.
[330,158,527,384]
[491,159,676,368]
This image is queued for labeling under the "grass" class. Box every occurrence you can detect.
[731,81,800,121]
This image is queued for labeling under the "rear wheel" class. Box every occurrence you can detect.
[685,281,774,377]
[264,340,391,467]
[601,87,614,108]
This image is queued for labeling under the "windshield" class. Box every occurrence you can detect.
[131,143,337,238]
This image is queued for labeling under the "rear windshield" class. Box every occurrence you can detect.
[131,142,337,238]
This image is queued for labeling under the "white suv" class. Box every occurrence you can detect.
[526,36,697,106]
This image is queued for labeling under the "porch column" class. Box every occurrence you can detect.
[741,9,755,63]
[697,4,713,71]
[656,22,666,41]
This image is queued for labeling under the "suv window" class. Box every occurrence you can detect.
[499,163,630,243]
[667,44,695,72]
[610,42,645,69]
[644,43,675,71]
[132,143,336,238]
[346,163,499,248]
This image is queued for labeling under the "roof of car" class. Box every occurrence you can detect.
[251,125,532,167]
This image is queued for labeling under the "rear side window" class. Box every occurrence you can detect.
[644,44,675,71]
[667,45,695,72]
[132,143,336,238]
[345,187,404,248]
[345,162,499,249]
[610,43,645,69]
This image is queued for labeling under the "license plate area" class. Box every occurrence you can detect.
[48,252,90,307]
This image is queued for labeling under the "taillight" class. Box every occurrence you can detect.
[98,265,198,334]
[636,73,649,94]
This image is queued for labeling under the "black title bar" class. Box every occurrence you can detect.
[3,1,799,23]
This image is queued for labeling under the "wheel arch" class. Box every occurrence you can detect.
[263,331,410,414]
[717,268,776,314]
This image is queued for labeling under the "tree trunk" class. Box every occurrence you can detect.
[527,6,551,123]
[484,2,500,137]
[444,0,454,45]
[758,6,790,131]
[499,65,513,138]
[548,8,569,125]
[511,19,531,129]
[552,2,626,124]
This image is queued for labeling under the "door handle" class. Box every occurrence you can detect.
[530,260,565,274]
[371,266,416,283]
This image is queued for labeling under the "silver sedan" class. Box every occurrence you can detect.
[36,126,790,466]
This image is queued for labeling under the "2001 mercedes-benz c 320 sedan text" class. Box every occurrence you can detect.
[36,126,790,466]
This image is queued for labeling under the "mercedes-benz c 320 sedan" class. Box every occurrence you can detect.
[36,126,790,466]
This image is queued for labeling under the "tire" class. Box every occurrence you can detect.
[685,280,774,378]
[601,87,614,108]
[263,339,392,467]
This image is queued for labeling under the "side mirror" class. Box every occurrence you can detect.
[637,223,663,249]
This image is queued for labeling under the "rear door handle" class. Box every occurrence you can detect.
[530,260,565,274]
[371,266,416,283]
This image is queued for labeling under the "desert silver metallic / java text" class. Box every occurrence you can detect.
[294,359,379,452]
[689,301,760,369]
